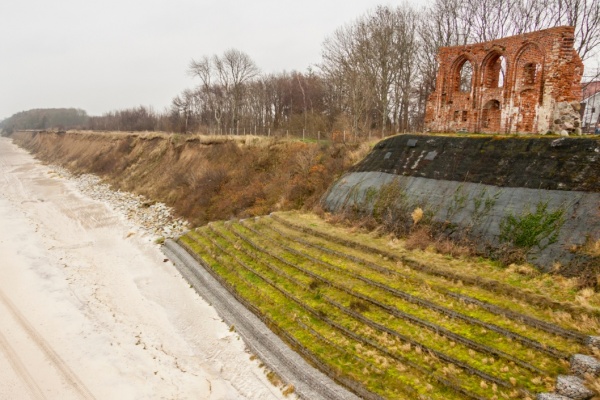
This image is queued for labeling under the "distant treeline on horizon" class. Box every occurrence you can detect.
[0,108,90,133]
[0,107,165,134]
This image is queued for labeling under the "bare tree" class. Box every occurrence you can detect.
[556,0,600,60]
[429,0,600,61]
[321,5,420,136]
[188,49,259,134]
[416,0,466,128]
[322,21,375,136]
[216,49,260,133]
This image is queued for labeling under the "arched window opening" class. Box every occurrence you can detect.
[483,54,506,88]
[458,61,473,92]
[482,100,501,129]
[497,56,507,87]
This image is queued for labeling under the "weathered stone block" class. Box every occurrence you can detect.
[555,375,595,400]
[571,354,600,377]
[537,393,575,400]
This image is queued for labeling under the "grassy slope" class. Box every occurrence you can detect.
[180,211,600,400]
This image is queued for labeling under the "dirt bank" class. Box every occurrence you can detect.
[11,130,369,227]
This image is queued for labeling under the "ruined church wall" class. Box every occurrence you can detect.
[425,27,583,135]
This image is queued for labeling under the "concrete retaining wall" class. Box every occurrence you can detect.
[322,134,600,272]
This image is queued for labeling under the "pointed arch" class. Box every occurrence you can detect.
[481,51,507,89]
[513,43,544,89]
[449,54,476,94]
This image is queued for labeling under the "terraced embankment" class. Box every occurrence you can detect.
[175,211,600,400]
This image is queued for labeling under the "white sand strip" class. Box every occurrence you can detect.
[0,137,286,399]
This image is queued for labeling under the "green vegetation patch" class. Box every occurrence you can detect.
[179,212,600,399]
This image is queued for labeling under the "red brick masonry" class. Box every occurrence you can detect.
[425,27,583,134]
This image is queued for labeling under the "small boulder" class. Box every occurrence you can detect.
[571,354,600,377]
[537,393,575,400]
[555,375,595,400]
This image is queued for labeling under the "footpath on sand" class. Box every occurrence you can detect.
[0,136,286,399]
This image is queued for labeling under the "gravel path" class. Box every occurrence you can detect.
[163,239,362,400]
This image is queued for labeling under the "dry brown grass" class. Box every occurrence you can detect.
[404,227,432,251]
[58,129,264,145]
[584,374,600,400]
[277,211,600,319]
[282,384,295,396]
[11,130,371,227]
[567,236,600,259]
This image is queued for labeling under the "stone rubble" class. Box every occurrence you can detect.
[537,393,576,400]
[571,354,600,378]
[555,375,595,400]
[51,166,189,241]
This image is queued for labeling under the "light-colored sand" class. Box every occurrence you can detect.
[0,137,286,400]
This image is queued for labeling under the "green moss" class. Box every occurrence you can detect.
[178,214,594,399]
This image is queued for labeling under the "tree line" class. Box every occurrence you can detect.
[0,108,88,133]
[3,0,599,138]
[172,0,600,138]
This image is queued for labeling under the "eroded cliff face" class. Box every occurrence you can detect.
[10,130,365,227]
[323,134,600,272]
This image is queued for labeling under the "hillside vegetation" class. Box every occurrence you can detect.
[179,211,600,400]
[11,130,370,226]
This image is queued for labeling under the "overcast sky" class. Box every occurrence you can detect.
[0,0,429,120]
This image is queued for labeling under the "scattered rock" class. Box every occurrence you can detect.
[53,166,188,241]
[585,336,600,349]
[571,354,600,377]
[537,393,574,400]
[555,375,594,400]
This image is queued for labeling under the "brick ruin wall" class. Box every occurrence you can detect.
[425,26,584,135]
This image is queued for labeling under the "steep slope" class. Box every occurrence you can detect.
[322,134,600,273]
[11,130,368,226]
